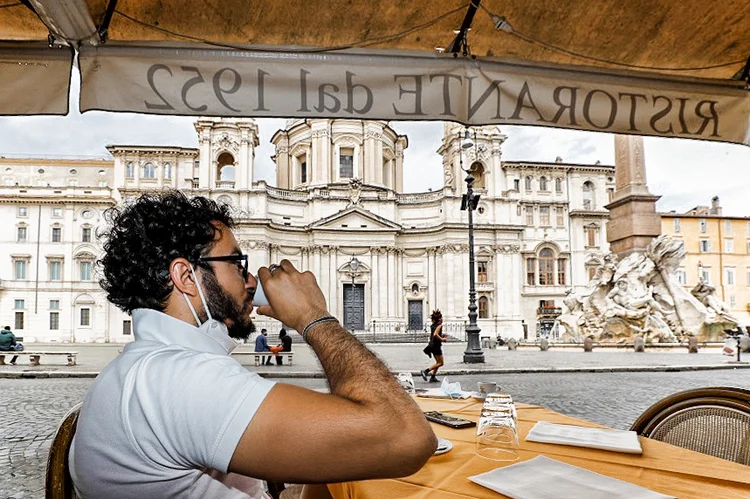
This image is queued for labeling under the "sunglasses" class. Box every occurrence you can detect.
[197,254,249,280]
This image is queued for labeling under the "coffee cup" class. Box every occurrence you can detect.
[252,275,269,307]
[477,381,498,396]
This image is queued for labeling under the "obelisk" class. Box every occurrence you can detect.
[605,135,661,258]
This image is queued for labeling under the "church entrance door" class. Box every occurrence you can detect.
[408,300,423,331]
[343,284,365,330]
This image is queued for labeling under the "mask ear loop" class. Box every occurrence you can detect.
[179,263,213,326]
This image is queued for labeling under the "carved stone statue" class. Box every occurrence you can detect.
[348,178,363,206]
[558,235,737,344]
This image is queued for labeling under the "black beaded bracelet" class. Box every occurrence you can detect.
[301,315,339,342]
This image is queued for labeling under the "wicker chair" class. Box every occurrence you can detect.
[45,403,81,499]
[630,387,750,466]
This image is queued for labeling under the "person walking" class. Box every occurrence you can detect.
[421,310,447,383]
[254,328,273,366]
[270,328,292,365]
[0,326,22,365]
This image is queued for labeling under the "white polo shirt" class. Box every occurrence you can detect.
[70,309,276,498]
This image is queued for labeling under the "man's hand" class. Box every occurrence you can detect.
[255,259,330,332]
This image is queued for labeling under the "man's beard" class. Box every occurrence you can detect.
[201,270,256,340]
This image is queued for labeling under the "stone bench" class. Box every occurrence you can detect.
[232,351,294,366]
[0,351,77,366]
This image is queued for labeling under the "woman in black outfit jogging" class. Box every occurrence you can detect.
[422,310,448,383]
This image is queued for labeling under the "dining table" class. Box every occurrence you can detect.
[326,395,750,499]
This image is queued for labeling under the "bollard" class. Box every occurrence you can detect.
[583,336,594,352]
[540,337,549,351]
[739,335,750,354]
[506,338,518,351]
[634,335,645,353]
[687,336,699,354]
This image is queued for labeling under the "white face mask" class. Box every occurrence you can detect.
[182,264,228,335]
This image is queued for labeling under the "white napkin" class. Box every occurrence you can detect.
[469,455,675,499]
[416,387,473,399]
[526,421,642,454]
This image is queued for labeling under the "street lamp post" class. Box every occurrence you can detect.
[459,129,485,363]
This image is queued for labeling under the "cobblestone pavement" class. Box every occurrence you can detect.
[2,369,749,497]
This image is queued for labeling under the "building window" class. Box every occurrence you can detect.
[699,239,711,253]
[478,296,489,319]
[699,219,707,233]
[339,148,354,179]
[123,320,132,335]
[50,299,60,310]
[538,248,555,286]
[52,227,61,242]
[17,226,27,242]
[674,219,681,233]
[217,152,235,182]
[582,181,595,210]
[725,268,735,286]
[513,179,520,191]
[539,206,550,226]
[586,265,597,281]
[164,162,172,179]
[730,295,737,308]
[555,207,564,227]
[80,308,91,327]
[700,267,711,284]
[299,156,307,184]
[676,269,687,285]
[555,178,563,193]
[557,258,567,285]
[477,261,488,283]
[725,220,731,233]
[607,187,614,202]
[80,261,92,281]
[52,207,63,218]
[525,206,534,226]
[524,176,532,191]
[470,162,485,189]
[15,311,24,330]
[50,312,59,330]
[584,225,598,247]
[539,176,548,191]
[17,207,28,217]
[14,299,24,309]
[143,162,156,179]
[725,238,733,253]
[126,162,135,178]
[49,261,62,281]
[82,227,92,243]
[526,258,536,285]
[69,179,78,187]
[14,260,27,280]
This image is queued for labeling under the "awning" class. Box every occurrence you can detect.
[1,0,748,144]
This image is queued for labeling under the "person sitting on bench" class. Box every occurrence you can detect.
[269,328,292,365]
[0,326,23,365]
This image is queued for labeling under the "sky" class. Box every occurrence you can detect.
[1,72,749,216]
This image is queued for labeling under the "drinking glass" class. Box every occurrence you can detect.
[475,410,520,461]
[484,393,517,424]
[397,372,415,394]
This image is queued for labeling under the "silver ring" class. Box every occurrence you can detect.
[268,263,281,275]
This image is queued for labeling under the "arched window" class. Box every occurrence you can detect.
[470,162,485,189]
[524,176,532,191]
[539,176,548,191]
[478,296,489,319]
[538,248,555,285]
[143,162,155,179]
[164,162,172,179]
[217,152,235,182]
[126,162,135,178]
[555,178,563,193]
[582,181,595,209]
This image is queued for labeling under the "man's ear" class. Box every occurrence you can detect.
[170,258,198,297]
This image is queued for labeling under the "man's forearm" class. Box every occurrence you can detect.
[305,321,407,402]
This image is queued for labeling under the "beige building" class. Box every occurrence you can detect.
[660,197,750,324]
[0,118,613,342]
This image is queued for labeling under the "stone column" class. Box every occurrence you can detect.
[605,135,661,258]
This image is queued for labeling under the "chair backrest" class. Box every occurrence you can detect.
[46,403,81,499]
[630,387,750,465]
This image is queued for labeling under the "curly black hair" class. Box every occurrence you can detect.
[97,190,233,313]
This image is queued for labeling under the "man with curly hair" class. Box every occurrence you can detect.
[70,190,436,499]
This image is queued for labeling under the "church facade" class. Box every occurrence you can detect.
[0,118,614,343]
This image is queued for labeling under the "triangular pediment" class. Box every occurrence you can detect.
[310,207,401,231]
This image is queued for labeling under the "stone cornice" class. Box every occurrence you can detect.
[503,161,615,173]
[569,210,611,218]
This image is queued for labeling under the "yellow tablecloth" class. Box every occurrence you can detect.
[328,397,750,499]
